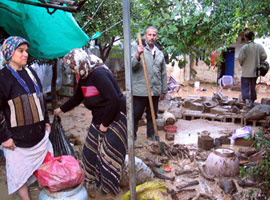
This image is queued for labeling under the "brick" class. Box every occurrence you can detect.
[210,107,229,115]
[261,98,270,105]
[189,102,204,111]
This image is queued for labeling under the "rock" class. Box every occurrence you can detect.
[202,100,218,113]
[171,189,196,200]
[214,136,231,147]
[237,179,257,188]
[235,152,248,161]
[168,107,183,119]
[245,104,270,120]
[231,106,240,113]
[189,102,204,111]
[198,135,214,150]
[169,147,178,156]
[144,157,162,168]
[218,179,237,194]
[166,132,175,141]
[261,98,270,105]
[210,107,229,115]
[238,148,257,157]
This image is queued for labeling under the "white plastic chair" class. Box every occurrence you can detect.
[168,76,181,93]
[218,75,234,92]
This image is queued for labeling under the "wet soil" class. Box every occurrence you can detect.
[1,82,269,200]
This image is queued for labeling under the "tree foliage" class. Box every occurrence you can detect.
[75,0,127,61]
[130,0,269,69]
[2,0,270,65]
[74,0,270,67]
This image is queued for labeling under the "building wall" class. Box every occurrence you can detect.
[192,59,218,83]
[167,57,218,84]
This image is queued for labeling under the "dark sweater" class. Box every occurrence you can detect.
[60,68,126,127]
[0,67,49,147]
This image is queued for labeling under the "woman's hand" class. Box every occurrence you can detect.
[45,123,51,133]
[99,124,108,133]
[54,108,62,115]
[2,138,16,150]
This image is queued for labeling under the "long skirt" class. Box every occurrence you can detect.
[4,131,53,194]
[82,112,127,195]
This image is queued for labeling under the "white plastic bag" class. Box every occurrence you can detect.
[232,126,252,140]
[120,155,154,187]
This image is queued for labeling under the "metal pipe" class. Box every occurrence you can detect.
[9,0,85,13]
[0,3,22,17]
[122,0,136,199]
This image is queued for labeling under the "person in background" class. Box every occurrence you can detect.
[0,36,52,200]
[54,48,127,199]
[131,26,168,140]
[239,31,267,108]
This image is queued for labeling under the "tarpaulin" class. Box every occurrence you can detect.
[0,0,89,59]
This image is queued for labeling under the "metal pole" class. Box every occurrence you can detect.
[122,0,136,199]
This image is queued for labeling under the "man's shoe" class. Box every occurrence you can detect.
[147,135,156,141]
[245,99,253,108]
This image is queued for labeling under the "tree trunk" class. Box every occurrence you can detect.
[51,59,58,113]
[98,36,116,62]
[189,56,193,81]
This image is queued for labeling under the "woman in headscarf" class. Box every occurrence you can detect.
[0,36,52,200]
[54,48,127,199]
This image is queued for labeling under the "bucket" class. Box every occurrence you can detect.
[164,125,178,133]
[194,81,200,89]
[38,184,88,200]
[156,118,165,130]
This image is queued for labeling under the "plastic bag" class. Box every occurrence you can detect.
[232,126,252,140]
[257,61,269,77]
[49,115,75,157]
[120,155,154,187]
[122,181,169,200]
[38,155,85,192]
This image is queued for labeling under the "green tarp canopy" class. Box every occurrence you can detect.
[0,0,89,59]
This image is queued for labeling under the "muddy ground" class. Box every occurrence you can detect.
[0,82,269,200]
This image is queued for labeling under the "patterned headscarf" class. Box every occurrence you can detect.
[62,48,106,79]
[1,36,29,63]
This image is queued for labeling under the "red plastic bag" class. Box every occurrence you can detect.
[34,152,53,179]
[37,155,85,192]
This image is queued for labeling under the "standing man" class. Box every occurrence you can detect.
[131,26,168,140]
[239,31,267,108]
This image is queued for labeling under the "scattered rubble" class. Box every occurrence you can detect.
[1,86,270,199]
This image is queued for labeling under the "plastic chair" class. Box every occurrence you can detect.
[218,75,233,92]
[168,76,181,93]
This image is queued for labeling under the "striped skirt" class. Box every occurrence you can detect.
[82,112,127,195]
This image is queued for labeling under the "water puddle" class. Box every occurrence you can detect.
[174,119,242,145]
